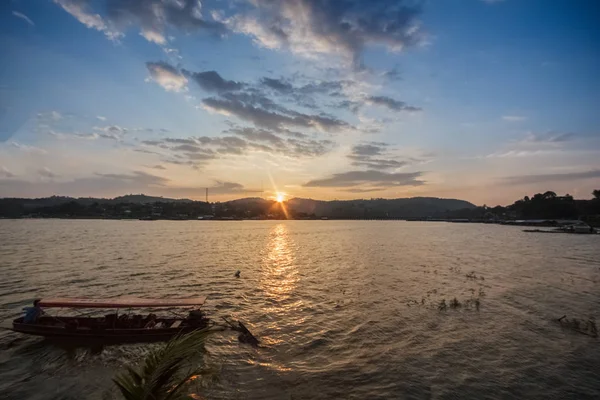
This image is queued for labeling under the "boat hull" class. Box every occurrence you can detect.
[12,317,208,344]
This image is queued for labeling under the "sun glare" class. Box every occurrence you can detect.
[276,192,285,203]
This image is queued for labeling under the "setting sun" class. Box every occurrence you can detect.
[276,192,286,203]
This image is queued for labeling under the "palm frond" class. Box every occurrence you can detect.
[113,329,213,400]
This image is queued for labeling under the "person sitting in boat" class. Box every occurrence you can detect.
[144,314,157,329]
[23,299,43,324]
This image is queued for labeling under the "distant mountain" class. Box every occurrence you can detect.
[0,194,476,219]
[286,197,476,218]
[222,197,269,206]
[1,194,192,209]
[109,194,192,204]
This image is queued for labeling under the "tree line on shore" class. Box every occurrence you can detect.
[439,190,600,226]
[0,190,598,222]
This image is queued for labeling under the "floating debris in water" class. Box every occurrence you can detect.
[438,299,447,311]
[449,297,461,309]
[557,315,598,338]
[234,270,241,278]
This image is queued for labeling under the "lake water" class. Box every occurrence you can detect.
[0,220,599,399]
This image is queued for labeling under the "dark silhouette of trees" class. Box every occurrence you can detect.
[508,192,577,219]
[1,191,599,224]
[435,191,599,226]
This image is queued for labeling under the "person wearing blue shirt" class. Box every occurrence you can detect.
[23,299,43,323]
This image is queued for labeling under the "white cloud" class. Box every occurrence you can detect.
[145,62,188,92]
[219,14,284,50]
[96,115,106,121]
[519,131,575,146]
[140,29,167,45]
[0,166,16,178]
[485,149,556,158]
[37,111,63,121]
[502,115,526,122]
[38,167,59,179]
[93,125,128,134]
[53,0,122,41]
[219,0,425,66]
[483,131,578,158]
[11,142,47,154]
[12,11,35,26]
[53,0,223,47]
[48,130,99,140]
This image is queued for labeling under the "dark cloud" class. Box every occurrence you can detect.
[107,0,225,38]
[279,128,308,139]
[202,96,349,131]
[163,159,201,169]
[221,91,285,113]
[286,137,334,157]
[333,95,420,114]
[226,127,286,147]
[502,169,600,185]
[95,170,168,186]
[227,0,425,66]
[171,144,203,153]
[184,152,217,161]
[195,136,248,155]
[347,143,409,170]
[56,0,424,70]
[99,125,127,134]
[143,124,334,161]
[344,187,387,193]
[298,80,345,95]
[333,100,362,114]
[352,144,384,156]
[134,148,162,155]
[164,138,197,145]
[349,157,408,170]
[183,70,244,93]
[149,164,166,170]
[206,181,245,194]
[304,170,424,188]
[383,67,402,81]
[98,132,121,141]
[260,77,347,110]
[260,77,293,94]
[367,96,421,112]
[224,126,333,156]
[162,180,261,197]
[145,64,355,132]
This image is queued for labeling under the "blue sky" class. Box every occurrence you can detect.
[1,0,599,204]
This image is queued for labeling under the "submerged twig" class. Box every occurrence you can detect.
[557,315,598,338]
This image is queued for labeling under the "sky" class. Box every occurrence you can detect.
[1,0,599,205]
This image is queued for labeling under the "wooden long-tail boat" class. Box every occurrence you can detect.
[12,297,209,344]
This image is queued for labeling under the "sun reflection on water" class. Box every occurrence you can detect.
[260,224,299,302]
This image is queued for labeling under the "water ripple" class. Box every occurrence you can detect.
[0,220,598,399]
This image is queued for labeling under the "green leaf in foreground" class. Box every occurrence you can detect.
[113,329,214,400]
